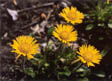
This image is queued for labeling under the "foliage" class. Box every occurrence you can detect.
[78,0,112,51]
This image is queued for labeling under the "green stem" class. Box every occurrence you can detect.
[71,58,80,65]
[22,57,26,70]
[72,63,83,72]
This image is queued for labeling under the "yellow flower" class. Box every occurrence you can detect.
[10,35,39,61]
[53,24,78,46]
[77,44,102,67]
[60,6,84,24]
[107,0,110,4]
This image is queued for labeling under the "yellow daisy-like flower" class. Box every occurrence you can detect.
[107,0,110,4]
[77,44,102,67]
[60,6,84,24]
[53,24,78,46]
[10,35,39,61]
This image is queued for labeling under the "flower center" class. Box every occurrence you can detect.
[19,43,31,54]
[60,31,69,40]
[67,11,77,21]
[83,52,93,62]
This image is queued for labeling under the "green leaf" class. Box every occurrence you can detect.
[64,71,71,76]
[76,67,86,72]
[63,66,71,76]
[58,71,71,77]
[108,24,112,28]
[47,26,54,36]
[98,23,104,27]
[101,46,111,57]
[108,20,112,29]
[44,63,49,67]
[24,67,36,78]
[99,37,104,40]
[85,24,94,30]
[58,67,71,77]
[94,71,105,78]
[78,77,89,81]
[33,57,40,61]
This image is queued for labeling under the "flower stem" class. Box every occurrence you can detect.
[15,54,21,62]
[22,57,26,70]
[72,63,83,72]
[71,58,80,65]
